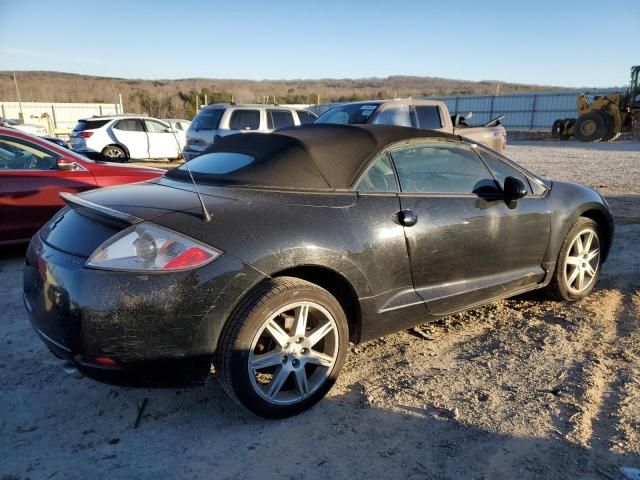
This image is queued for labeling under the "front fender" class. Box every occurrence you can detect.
[544,182,614,267]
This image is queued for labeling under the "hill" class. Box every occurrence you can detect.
[0,71,563,119]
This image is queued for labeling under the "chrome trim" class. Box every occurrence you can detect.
[36,327,72,354]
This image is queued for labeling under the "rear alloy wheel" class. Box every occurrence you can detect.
[101,145,128,162]
[216,277,348,418]
[547,218,602,301]
[574,112,608,142]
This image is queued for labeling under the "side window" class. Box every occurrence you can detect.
[354,153,398,193]
[229,110,260,130]
[477,149,532,194]
[297,110,317,124]
[173,122,184,131]
[390,144,497,194]
[415,106,442,129]
[370,104,412,127]
[144,120,170,133]
[267,110,295,130]
[114,119,145,132]
[0,137,58,170]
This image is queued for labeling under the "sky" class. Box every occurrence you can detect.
[0,0,638,88]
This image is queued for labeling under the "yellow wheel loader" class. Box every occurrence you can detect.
[552,65,640,142]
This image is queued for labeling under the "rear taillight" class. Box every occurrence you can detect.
[78,131,93,138]
[86,223,221,272]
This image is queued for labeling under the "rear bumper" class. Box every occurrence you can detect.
[24,233,265,365]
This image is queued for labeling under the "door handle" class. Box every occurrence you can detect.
[396,209,418,227]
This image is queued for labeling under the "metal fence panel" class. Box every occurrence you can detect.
[428,88,619,130]
[0,101,121,134]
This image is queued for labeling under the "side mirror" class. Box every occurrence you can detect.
[504,176,528,200]
[57,158,77,171]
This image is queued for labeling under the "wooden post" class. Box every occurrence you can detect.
[51,105,57,130]
[13,72,23,121]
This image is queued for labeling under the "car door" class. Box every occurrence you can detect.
[111,119,149,159]
[0,135,96,244]
[389,140,550,315]
[352,152,430,338]
[144,119,179,159]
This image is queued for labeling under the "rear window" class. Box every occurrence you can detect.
[297,110,317,124]
[315,103,380,125]
[179,152,255,174]
[229,110,261,130]
[73,119,110,131]
[267,110,294,129]
[191,109,224,131]
[415,106,442,129]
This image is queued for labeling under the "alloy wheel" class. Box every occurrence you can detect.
[104,147,124,159]
[248,301,339,406]
[563,227,600,295]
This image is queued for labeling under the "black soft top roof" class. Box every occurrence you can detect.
[167,124,458,189]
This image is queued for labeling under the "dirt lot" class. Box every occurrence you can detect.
[1,140,639,480]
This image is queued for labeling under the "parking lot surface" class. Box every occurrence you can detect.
[1,140,639,479]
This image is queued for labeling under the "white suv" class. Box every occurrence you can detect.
[183,104,317,161]
[70,115,182,162]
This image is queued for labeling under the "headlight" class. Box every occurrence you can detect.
[86,223,221,272]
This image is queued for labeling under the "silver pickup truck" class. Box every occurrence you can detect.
[315,99,506,153]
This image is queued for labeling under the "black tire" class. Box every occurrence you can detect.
[551,119,565,139]
[216,277,349,418]
[101,145,128,162]
[546,217,603,301]
[574,112,608,142]
[562,118,576,140]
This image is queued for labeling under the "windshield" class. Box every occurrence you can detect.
[73,119,110,131]
[315,103,380,125]
[191,108,224,130]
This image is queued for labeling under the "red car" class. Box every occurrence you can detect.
[0,127,163,245]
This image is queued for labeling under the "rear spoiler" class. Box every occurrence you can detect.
[60,192,142,226]
[482,115,505,128]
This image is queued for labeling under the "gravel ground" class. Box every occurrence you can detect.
[1,140,639,480]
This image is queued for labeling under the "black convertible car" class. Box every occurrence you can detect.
[24,124,613,417]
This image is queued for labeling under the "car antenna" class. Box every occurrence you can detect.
[167,120,212,222]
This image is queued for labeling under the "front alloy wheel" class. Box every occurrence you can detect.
[563,227,600,295]
[216,277,348,418]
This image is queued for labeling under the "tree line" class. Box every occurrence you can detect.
[0,71,562,120]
